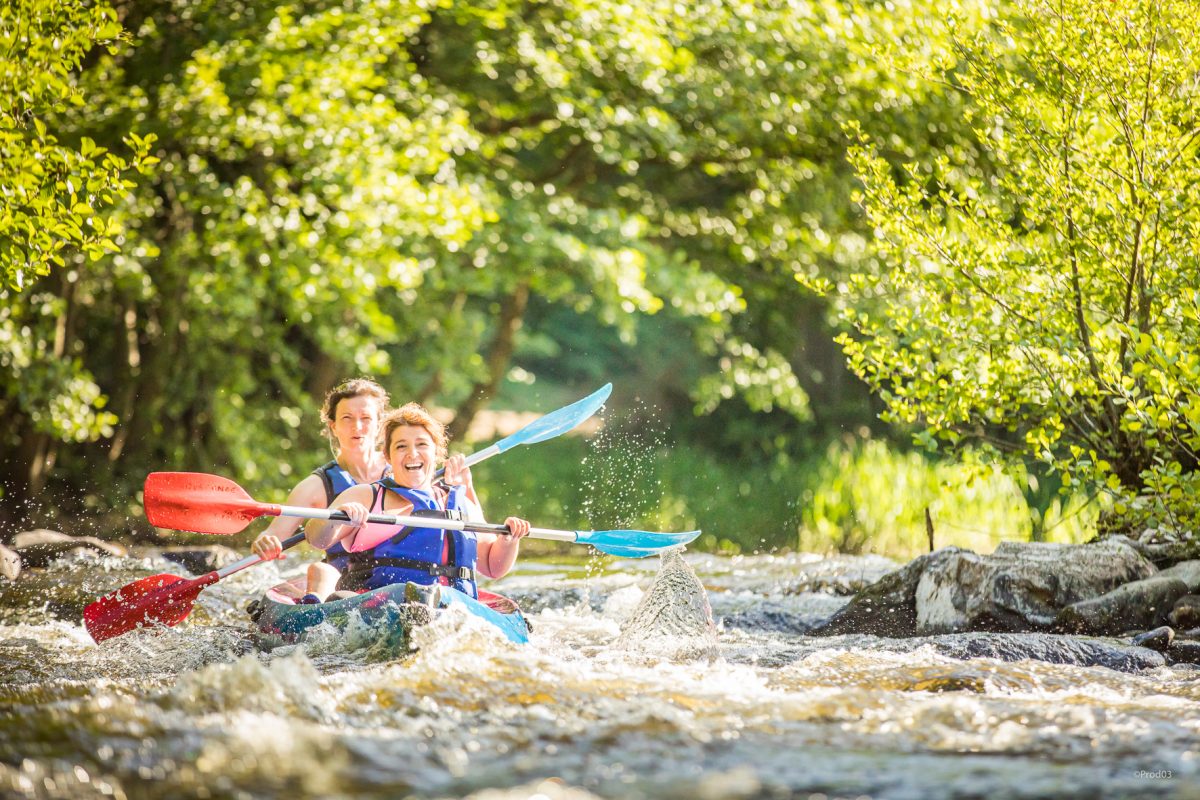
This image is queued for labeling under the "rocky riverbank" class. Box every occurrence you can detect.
[810,535,1200,667]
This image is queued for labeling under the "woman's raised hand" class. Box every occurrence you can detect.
[441,453,475,490]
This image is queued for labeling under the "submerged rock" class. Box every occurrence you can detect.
[813,537,1156,637]
[616,548,717,661]
[1054,577,1190,635]
[928,632,1167,673]
[1130,626,1174,653]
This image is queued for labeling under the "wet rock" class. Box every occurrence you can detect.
[1130,626,1174,653]
[11,529,71,548]
[928,632,1167,673]
[781,554,898,596]
[158,545,242,575]
[809,547,963,636]
[1157,559,1200,591]
[1166,640,1200,665]
[813,537,1154,637]
[617,548,718,661]
[720,603,826,635]
[1168,594,1200,629]
[12,530,126,568]
[0,544,19,581]
[1055,577,1190,635]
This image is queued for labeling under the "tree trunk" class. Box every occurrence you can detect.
[447,282,529,443]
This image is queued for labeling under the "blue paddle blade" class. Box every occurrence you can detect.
[494,383,612,452]
[574,528,701,558]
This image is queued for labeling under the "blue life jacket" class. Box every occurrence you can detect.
[314,461,357,570]
[343,479,478,598]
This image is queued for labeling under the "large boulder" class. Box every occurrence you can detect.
[810,547,965,636]
[1157,560,1200,591]
[1054,577,1190,635]
[813,537,1156,637]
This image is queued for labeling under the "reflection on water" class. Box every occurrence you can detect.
[1,551,1198,799]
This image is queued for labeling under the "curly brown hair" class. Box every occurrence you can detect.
[320,378,390,430]
[381,403,448,460]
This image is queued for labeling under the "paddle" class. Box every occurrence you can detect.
[143,471,701,558]
[83,531,307,643]
[434,382,611,477]
[84,472,696,642]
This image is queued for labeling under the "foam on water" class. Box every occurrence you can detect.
[4,548,1200,799]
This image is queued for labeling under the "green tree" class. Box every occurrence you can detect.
[842,0,1200,543]
[0,0,153,513]
[0,0,154,287]
[2,0,976,542]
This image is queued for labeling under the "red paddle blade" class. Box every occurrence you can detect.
[83,572,215,643]
[144,472,270,534]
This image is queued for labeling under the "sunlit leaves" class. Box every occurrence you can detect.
[842,0,1200,536]
[0,1,154,290]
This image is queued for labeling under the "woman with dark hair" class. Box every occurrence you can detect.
[251,378,390,601]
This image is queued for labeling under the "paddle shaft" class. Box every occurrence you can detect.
[276,504,578,544]
[433,444,500,479]
[215,531,307,579]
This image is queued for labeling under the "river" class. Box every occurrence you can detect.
[1,549,1197,799]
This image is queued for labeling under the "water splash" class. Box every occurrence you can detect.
[579,403,669,531]
[616,548,718,662]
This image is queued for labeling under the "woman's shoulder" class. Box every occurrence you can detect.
[333,482,375,504]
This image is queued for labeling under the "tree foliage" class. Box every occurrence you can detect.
[1,0,977,536]
[0,0,154,288]
[842,0,1200,538]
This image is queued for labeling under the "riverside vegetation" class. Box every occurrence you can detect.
[4,0,1198,567]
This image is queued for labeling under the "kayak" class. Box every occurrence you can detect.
[249,577,530,649]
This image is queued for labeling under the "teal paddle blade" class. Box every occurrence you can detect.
[574,528,701,558]
[494,383,612,452]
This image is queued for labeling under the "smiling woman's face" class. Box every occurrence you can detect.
[386,424,437,489]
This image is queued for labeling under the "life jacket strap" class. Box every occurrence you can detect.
[372,558,475,581]
[342,556,475,582]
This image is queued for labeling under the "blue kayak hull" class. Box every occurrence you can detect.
[252,578,530,648]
